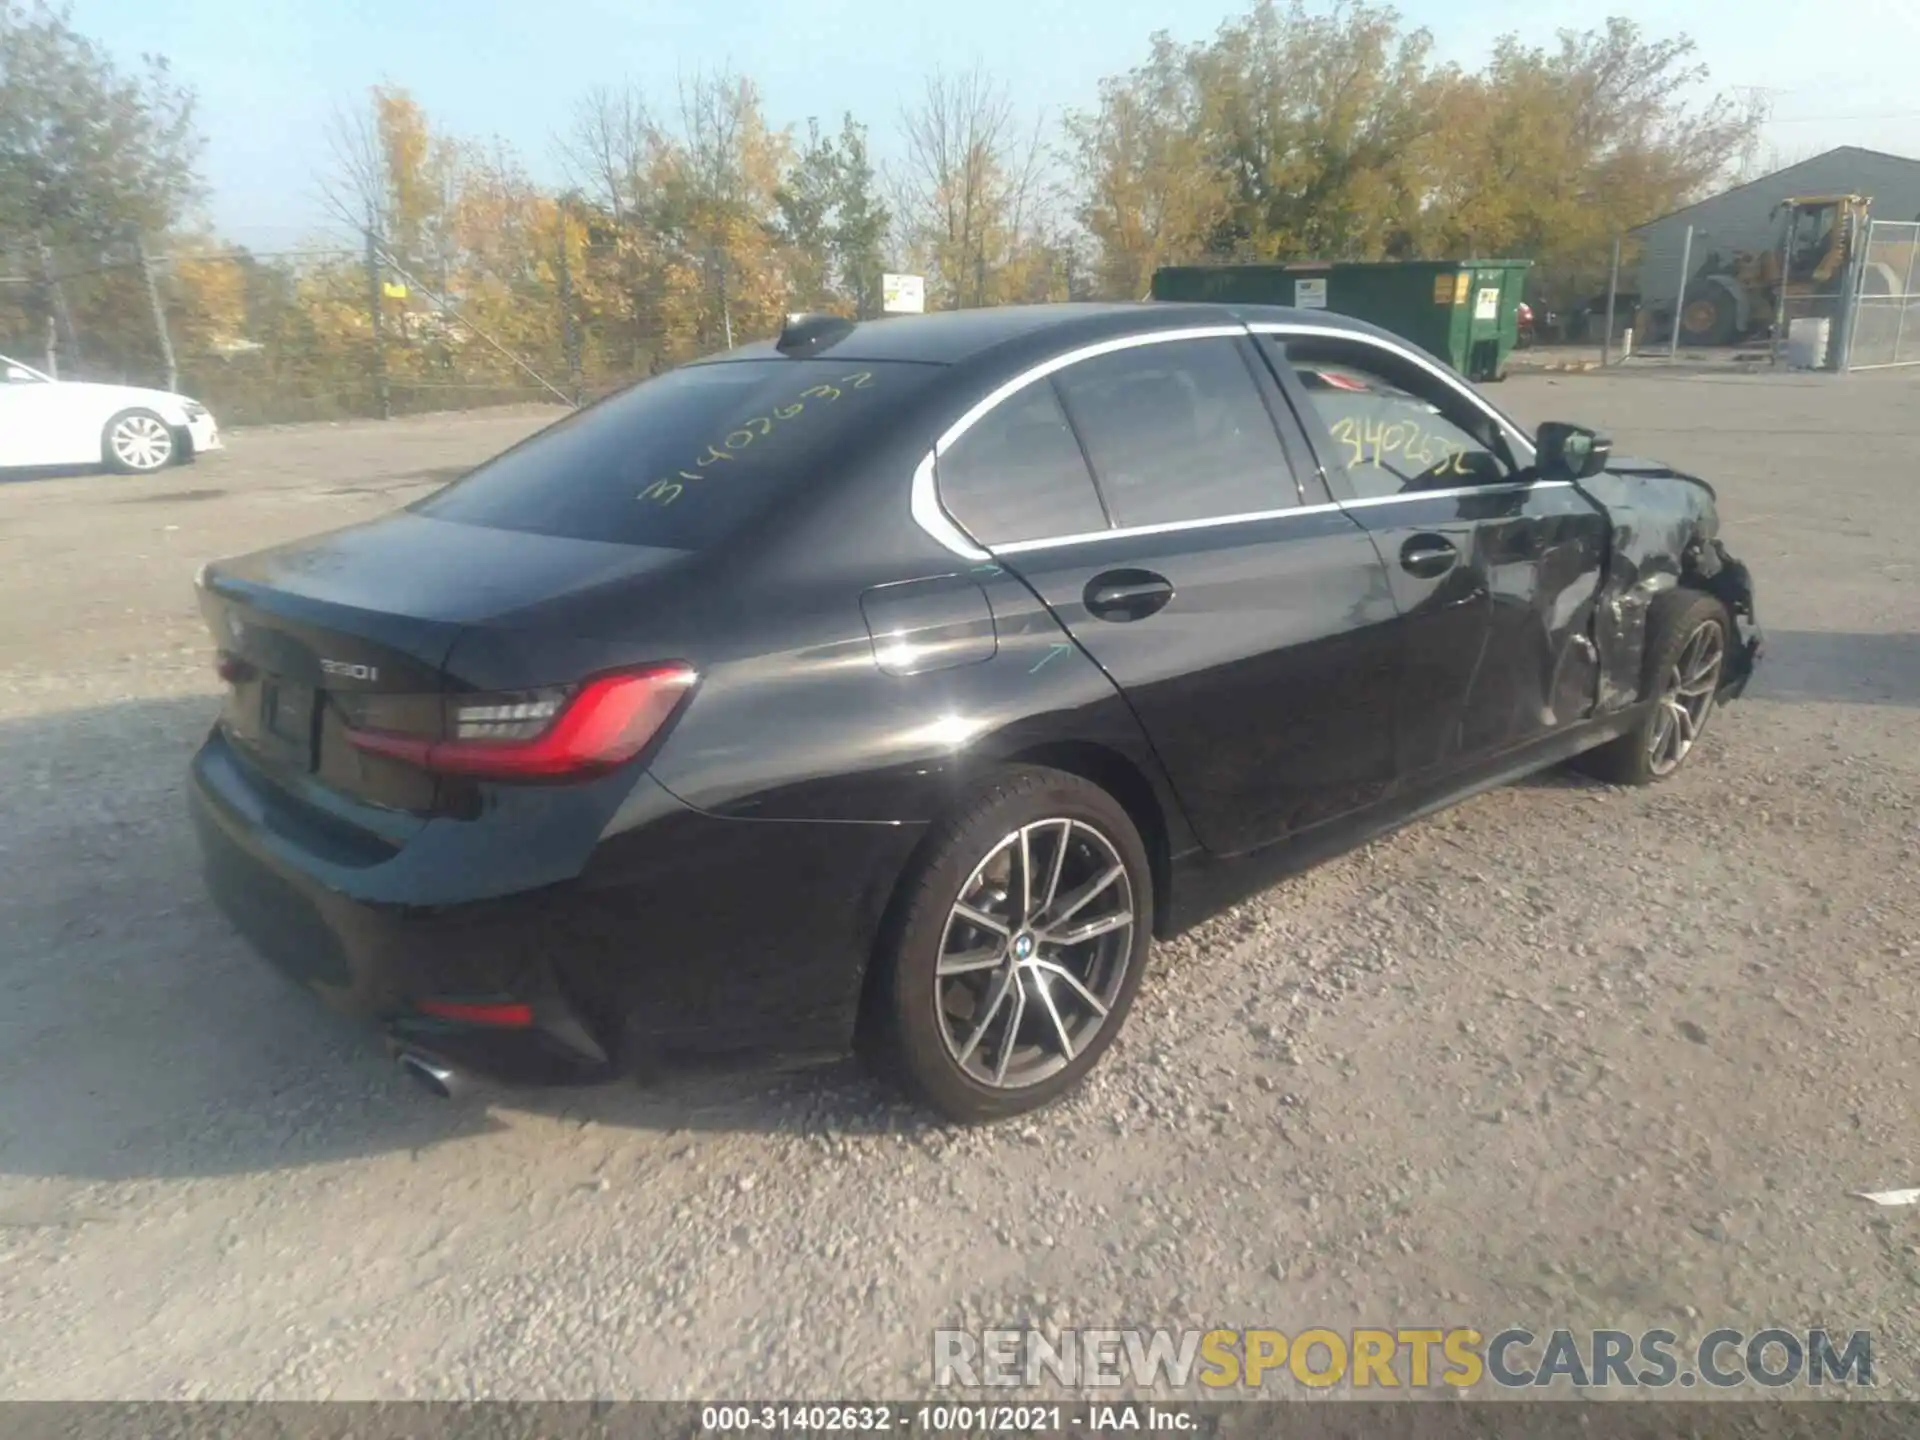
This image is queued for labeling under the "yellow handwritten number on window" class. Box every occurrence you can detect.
[640,373,879,507]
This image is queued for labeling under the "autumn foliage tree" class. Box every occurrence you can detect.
[0,0,201,375]
[1068,1,1756,312]
[1410,19,1758,308]
[2,0,1761,421]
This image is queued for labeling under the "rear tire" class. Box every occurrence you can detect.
[103,408,176,474]
[861,766,1152,1124]
[1573,588,1730,786]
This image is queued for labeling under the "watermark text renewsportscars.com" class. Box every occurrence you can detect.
[932,1326,1874,1391]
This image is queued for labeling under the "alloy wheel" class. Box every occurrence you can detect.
[1647,618,1725,777]
[934,817,1136,1089]
[111,414,173,471]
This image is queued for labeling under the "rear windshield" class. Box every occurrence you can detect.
[413,358,938,548]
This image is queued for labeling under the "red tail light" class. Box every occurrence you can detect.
[416,998,535,1027]
[347,663,697,781]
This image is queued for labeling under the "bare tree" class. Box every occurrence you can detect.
[318,97,386,236]
[676,71,752,213]
[561,85,654,220]
[893,65,1049,308]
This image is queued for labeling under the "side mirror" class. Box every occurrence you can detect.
[1535,421,1612,481]
[4,365,35,383]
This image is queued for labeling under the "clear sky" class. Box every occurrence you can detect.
[63,0,1920,251]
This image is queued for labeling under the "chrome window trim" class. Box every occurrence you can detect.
[911,451,991,561]
[909,325,1248,560]
[936,325,1247,455]
[989,482,1574,556]
[1246,321,1537,463]
[1338,479,1571,509]
[906,318,1548,561]
[995,501,1347,554]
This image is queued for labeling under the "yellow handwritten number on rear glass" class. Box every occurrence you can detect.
[639,372,879,506]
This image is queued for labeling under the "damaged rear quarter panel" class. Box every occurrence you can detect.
[1578,459,1761,713]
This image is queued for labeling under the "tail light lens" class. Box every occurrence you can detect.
[346,663,696,781]
[416,998,535,1027]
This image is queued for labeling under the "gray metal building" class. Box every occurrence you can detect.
[1630,145,1920,300]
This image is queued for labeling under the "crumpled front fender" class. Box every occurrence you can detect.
[1582,463,1762,711]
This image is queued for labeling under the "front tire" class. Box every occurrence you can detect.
[1679,282,1738,347]
[863,766,1152,1124]
[1574,588,1730,786]
[103,409,176,474]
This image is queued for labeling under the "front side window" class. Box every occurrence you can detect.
[416,358,939,549]
[1269,338,1512,500]
[936,380,1109,546]
[1051,337,1297,527]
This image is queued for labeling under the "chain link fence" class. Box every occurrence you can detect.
[0,220,752,426]
[1844,220,1920,370]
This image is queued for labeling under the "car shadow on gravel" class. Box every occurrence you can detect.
[1746,629,1920,708]
[0,696,924,1185]
[0,462,109,484]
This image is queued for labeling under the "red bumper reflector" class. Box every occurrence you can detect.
[417,999,535,1028]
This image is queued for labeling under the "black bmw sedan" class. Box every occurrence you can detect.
[189,302,1760,1122]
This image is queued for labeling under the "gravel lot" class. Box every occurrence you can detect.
[1,371,1916,1400]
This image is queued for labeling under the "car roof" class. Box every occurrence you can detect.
[695,301,1383,369]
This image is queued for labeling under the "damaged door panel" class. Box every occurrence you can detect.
[1457,480,1610,754]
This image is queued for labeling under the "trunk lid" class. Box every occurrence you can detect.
[199,512,690,811]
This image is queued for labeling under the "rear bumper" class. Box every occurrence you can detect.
[188,730,924,1087]
[189,752,615,1085]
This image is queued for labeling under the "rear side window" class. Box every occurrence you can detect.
[1052,337,1296,527]
[936,381,1109,545]
[414,359,937,549]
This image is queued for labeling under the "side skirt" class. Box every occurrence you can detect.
[1162,708,1648,936]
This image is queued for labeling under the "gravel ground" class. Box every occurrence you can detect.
[0,372,1915,1400]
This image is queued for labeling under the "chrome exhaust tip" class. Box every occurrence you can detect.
[396,1051,462,1099]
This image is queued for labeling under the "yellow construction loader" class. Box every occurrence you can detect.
[1675,194,1894,346]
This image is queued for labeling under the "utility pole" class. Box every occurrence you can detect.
[1667,225,1694,362]
[715,244,734,350]
[37,241,76,376]
[365,220,390,419]
[556,200,582,403]
[1770,209,1798,367]
[1602,235,1622,367]
[135,234,179,393]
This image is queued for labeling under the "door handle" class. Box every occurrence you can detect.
[1399,534,1458,578]
[1084,569,1175,622]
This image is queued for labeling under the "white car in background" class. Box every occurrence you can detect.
[0,354,222,474]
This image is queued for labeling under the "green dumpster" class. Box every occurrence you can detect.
[1150,259,1533,382]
